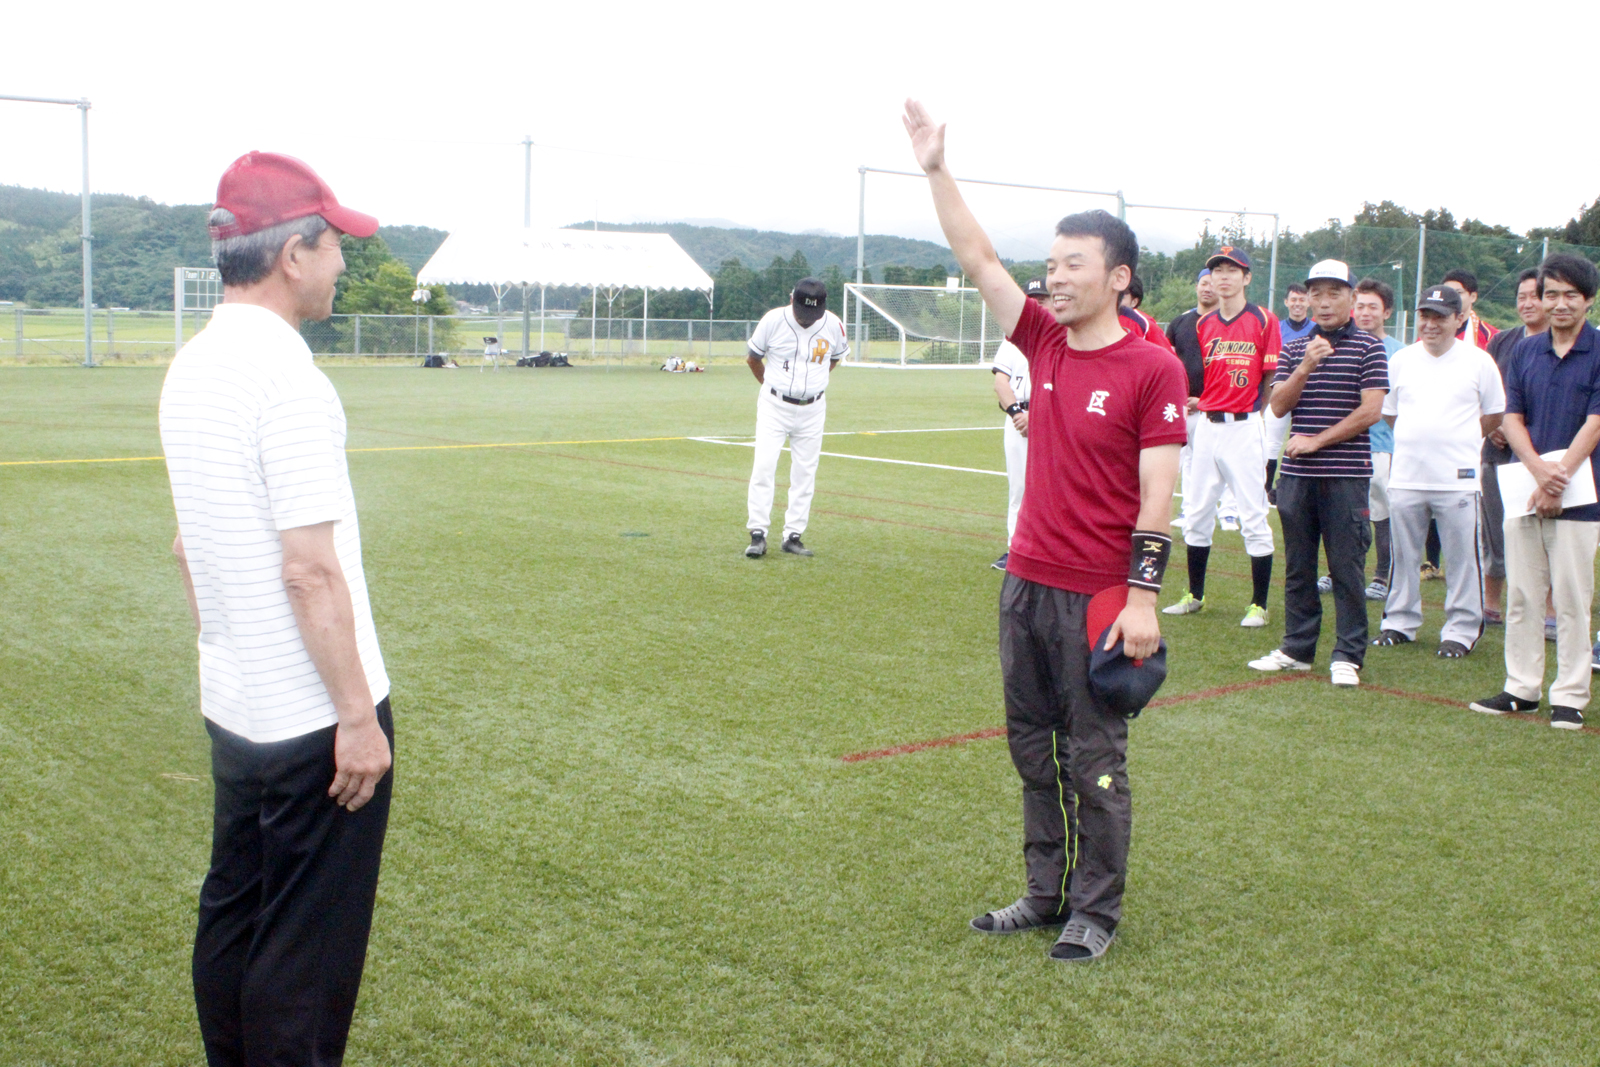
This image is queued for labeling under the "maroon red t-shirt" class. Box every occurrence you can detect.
[1007,297,1189,594]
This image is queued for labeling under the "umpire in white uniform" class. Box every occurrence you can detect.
[989,277,1047,569]
[744,277,850,557]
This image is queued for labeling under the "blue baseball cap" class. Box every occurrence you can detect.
[1206,246,1252,271]
[1085,586,1169,719]
[1196,268,1211,282]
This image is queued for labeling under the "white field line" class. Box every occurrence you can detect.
[706,426,1001,440]
[690,436,1006,477]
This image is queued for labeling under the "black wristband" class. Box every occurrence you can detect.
[1004,402,1023,416]
[1129,530,1172,592]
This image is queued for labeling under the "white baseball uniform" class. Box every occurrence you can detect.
[990,340,1030,544]
[746,306,850,538]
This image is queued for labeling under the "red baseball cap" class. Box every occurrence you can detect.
[209,151,378,240]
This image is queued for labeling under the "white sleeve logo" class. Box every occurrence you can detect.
[1163,402,1179,422]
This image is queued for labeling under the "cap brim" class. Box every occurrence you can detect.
[1206,255,1249,271]
[1416,302,1457,315]
[322,204,379,239]
[1304,275,1352,288]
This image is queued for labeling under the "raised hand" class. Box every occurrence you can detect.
[902,98,946,175]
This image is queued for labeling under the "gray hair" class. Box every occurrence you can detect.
[210,209,330,287]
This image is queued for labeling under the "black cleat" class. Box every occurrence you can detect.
[745,531,766,558]
[781,533,813,557]
[991,552,1009,571]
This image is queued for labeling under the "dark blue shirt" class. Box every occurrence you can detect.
[1280,316,1316,345]
[1504,322,1600,520]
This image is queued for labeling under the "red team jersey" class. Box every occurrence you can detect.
[1195,302,1281,413]
[1007,298,1189,593]
[1119,304,1177,354]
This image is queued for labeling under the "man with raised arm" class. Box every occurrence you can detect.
[902,100,1186,963]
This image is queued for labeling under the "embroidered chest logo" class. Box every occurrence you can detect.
[1086,390,1110,416]
[810,337,830,363]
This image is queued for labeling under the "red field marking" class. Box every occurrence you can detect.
[840,673,1314,762]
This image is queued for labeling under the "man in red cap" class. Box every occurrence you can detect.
[160,151,393,1066]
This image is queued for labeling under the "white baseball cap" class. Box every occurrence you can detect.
[1304,259,1356,288]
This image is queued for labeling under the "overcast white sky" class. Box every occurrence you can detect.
[5,0,1596,260]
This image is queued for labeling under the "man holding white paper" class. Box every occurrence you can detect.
[1371,285,1503,658]
[1470,254,1600,729]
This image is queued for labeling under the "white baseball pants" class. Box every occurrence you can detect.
[1183,416,1274,556]
[1176,410,1200,526]
[1381,488,1483,648]
[747,390,826,539]
[1003,418,1027,544]
[1369,451,1392,521]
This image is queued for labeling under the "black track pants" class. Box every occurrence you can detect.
[998,575,1131,930]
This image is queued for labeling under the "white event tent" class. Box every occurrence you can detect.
[417,227,716,358]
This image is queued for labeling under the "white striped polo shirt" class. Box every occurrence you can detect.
[159,303,389,742]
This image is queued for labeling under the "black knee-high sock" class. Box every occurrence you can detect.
[1187,544,1211,600]
[1250,553,1273,608]
[1425,519,1441,568]
[1374,518,1391,583]
[1264,459,1278,493]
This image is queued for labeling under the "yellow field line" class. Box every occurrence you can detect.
[0,455,165,466]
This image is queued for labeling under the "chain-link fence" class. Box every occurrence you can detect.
[1,307,771,364]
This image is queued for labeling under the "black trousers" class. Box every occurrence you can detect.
[194,699,394,1067]
[1277,474,1371,666]
[999,576,1131,931]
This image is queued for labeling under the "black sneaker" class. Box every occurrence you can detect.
[744,531,766,558]
[781,533,813,557]
[1468,691,1539,716]
[1550,706,1585,730]
[991,552,1009,571]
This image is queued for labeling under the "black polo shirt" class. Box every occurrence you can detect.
[1165,307,1205,397]
[1504,322,1600,520]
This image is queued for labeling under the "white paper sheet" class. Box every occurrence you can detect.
[1498,449,1598,518]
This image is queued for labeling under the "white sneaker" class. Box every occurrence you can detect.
[1240,604,1268,628]
[1330,661,1361,687]
[1162,593,1204,615]
[1248,649,1311,672]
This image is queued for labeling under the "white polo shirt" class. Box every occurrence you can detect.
[1383,338,1506,492]
[159,303,389,743]
[991,340,1031,406]
[749,307,849,400]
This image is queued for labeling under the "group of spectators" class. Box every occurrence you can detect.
[994,252,1600,728]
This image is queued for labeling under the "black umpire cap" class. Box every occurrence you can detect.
[1024,277,1048,299]
[792,278,827,310]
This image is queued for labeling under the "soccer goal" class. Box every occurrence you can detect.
[843,282,996,366]
[174,267,222,353]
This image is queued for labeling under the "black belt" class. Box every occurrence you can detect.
[772,388,823,405]
[1205,410,1251,423]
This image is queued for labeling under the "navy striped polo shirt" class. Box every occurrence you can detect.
[1274,320,1390,477]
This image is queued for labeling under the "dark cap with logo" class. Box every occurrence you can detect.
[1417,284,1464,316]
[1024,277,1048,299]
[1206,246,1252,271]
[792,277,827,311]
[1085,585,1169,719]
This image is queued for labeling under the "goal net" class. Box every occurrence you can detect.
[843,282,996,366]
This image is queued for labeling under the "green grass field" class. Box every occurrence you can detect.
[3,364,1598,1066]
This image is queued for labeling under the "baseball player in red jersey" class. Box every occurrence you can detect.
[905,99,1186,964]
[1119,277,1176,353]
[1163,247,1280,625]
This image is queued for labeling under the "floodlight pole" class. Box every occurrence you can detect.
[1,93,92,365]
[1414,223,1427,342]
[523,135,533,227]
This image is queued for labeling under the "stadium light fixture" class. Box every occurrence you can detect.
[0,93,93,366]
